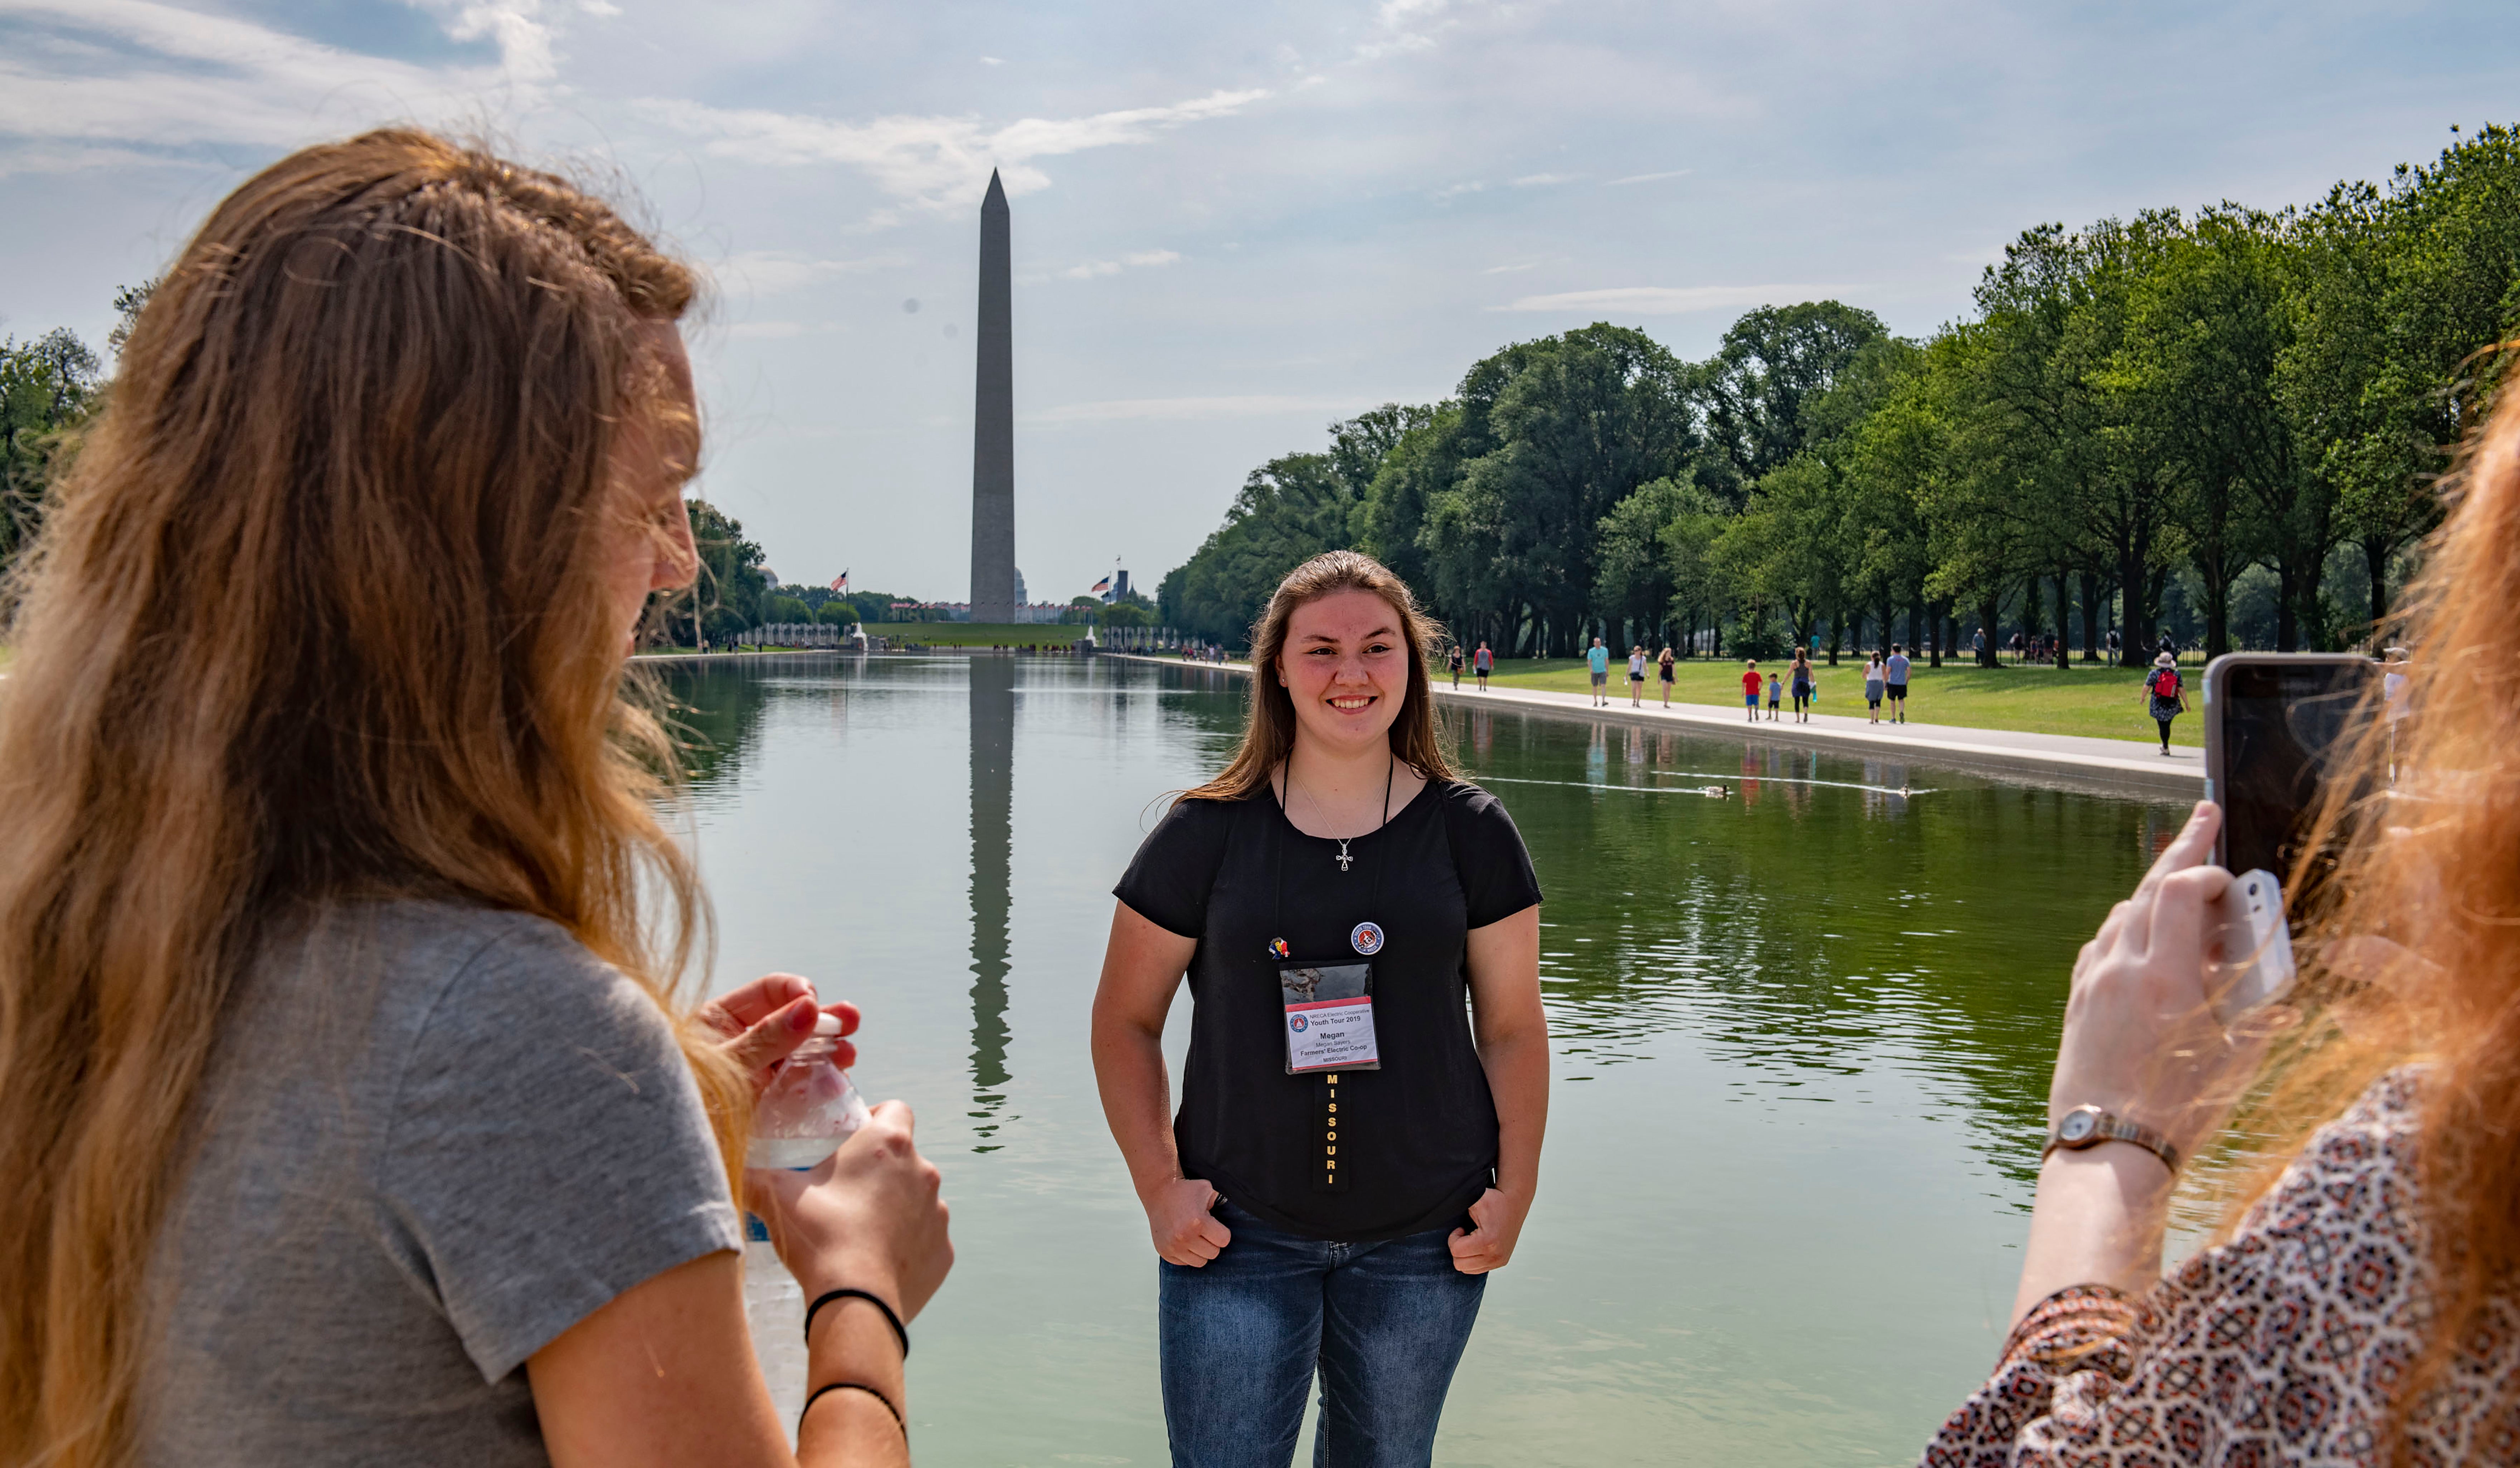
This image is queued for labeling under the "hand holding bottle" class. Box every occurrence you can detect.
[749,1102,955,1321]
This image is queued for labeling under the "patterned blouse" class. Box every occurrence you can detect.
[1920,1069,2520,1466]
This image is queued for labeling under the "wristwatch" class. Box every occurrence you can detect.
[2043,1104,2180,1175]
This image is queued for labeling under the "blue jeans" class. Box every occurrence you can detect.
[1159,1201,1485,1468]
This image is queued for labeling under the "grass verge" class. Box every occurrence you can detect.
[1470,653,2204,746]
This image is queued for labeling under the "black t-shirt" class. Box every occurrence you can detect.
[1113,778,1543,1242]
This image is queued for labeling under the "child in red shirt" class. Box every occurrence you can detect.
[1740,661,1762,722]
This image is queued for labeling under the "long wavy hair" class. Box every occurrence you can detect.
[0,130,748,1467]
[1184,550,1454,802]
[2214,352,2520,1455]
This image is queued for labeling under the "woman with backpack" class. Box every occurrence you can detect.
[2144,652,2187,753]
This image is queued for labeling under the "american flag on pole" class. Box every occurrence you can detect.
[1091,575,1111,595]
[830,570,849,592]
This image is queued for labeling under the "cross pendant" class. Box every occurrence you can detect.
[1334,842,1354,872]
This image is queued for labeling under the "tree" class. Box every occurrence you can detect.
[1695,301,1889,507]
[662,499,770,647]
[0,327,103,566]
[1594,475,1706,648]
[1421,324,1697,656]
[1716,453,1850,658]
[1159,452,1361,646]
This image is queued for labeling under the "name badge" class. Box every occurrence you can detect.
[1278,960,1382,1074]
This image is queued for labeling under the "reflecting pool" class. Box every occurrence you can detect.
[664,653,2190,1467]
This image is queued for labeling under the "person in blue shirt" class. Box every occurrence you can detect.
[1586,637,1610,707]
[1885,644,1912,723]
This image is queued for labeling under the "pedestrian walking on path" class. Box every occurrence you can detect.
[1447,643,1463,689]
[1789,651,1815,723]
[1740,660,1762,722]
[1474,640,1492,690]
[1586,637,1610,706]
[1626,645,1647,708]
[1766,670,1783,721]
[1657,644,1677,708]
[1096,550,1547,1468]
[2145,652,2187,753]
[1885,644,1910,722]
[1864,653,1886,724]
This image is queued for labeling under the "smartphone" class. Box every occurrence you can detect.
[2202,653,2377,911]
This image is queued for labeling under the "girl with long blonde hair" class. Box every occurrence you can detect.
[0,130,949,1468]
[1924,367,2520,1462]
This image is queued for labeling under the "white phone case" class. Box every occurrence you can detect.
[2210,868,2296,1024]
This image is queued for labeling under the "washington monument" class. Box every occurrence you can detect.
[968,170,1015,624]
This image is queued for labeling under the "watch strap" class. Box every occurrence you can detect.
[2043,1107,2181,1175]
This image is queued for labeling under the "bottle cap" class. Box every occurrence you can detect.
[812,1011,842,1038]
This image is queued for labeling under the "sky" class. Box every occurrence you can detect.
[3,1,2516,604]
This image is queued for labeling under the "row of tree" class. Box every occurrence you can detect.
[1159,126,2520,665]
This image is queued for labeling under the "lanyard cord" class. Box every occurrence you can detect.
[1271,746,1394,954]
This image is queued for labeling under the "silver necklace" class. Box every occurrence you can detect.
[1284,748,1395,872]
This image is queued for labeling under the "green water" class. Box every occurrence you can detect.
[666,653,2189,1466]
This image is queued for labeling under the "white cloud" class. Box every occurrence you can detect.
[0,0,554,157]
[1495,284,1852,314]
[1356,0,1453,59]
[640,87,1271,215]
[1056,249,1181,281]
[1511,172,1576,186]
[1607,168,1692,186]
[1024,394,1362,425]
[728,320,807,339]
[720,250,897,294]
[979,55,1004,65]
[1431,180,1486,200]
[1482,260,1542,274]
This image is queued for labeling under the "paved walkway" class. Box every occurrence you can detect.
[1110,654,2203,798]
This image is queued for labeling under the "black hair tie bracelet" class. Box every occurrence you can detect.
[801,1381,903,1437]
[804,1287,910,1359]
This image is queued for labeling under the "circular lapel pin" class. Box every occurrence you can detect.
[1349,921,1384,956]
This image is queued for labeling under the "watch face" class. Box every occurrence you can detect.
[2059,1109,2098,1144]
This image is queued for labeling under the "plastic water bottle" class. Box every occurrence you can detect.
[743,1013,870,1431]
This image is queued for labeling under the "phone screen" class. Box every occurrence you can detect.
[2214,659,2375,904]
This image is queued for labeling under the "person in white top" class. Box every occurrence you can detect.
[1864,654,1887,724]
[1627,645,1647,707]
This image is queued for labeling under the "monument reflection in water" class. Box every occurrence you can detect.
[966,654,1014,1147]
[666,653,2186,1467]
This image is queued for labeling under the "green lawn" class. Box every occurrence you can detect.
[834,623,1098,648]
[1474,653,2203,746]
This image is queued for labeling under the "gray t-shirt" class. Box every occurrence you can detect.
[141,901,741,1466]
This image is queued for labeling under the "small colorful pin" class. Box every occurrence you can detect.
[1268,937,1290,959]
[1349,921,1384,956]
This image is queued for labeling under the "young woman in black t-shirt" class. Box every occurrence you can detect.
[1094,551,1547,1468]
